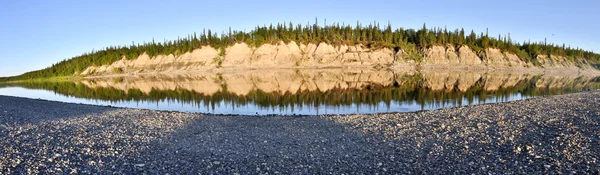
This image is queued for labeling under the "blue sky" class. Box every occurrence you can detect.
[1,0,598,77]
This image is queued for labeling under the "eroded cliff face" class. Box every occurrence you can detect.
[535,55,583,69]
[482,48,531,68]
[421,45,483,68]
[79,43,597,76]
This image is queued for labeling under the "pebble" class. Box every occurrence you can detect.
[1,91,599,174]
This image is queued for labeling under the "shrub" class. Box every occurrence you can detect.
[113,67,123,74]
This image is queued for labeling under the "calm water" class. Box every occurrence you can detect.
[0,69,598,115]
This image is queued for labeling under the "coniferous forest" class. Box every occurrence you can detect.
[1,19,599,81]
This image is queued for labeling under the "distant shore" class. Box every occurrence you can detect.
[80,66,600,80]
[76,42,599,78]
[0,91,599,174]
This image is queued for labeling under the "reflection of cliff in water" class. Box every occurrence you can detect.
[5,69,600,110]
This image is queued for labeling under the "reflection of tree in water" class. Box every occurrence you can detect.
[3,73,599,111]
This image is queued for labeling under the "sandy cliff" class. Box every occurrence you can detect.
[79,43,598,76]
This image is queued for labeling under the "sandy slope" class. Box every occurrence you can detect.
[78,42,599,76]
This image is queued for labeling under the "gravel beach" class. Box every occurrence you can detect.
[0,91,599,174]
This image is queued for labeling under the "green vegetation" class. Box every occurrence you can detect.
[219,47,226,56]
[0,76,74,83]
[1,19,599,81]
[113,67,123,74]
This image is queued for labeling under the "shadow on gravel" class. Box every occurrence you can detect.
[113,115,407,174]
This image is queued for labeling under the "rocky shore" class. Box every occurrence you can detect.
[0,91,599,174]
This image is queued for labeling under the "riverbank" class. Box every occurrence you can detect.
[77,42,599,77]
[0,91,599,174]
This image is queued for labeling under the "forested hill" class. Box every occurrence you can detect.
[1,20,599,82]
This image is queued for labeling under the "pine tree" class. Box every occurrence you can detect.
[419,23,428,47]
[459,28,465,45]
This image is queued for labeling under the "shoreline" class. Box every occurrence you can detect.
[1,91,599,173]
[0,89,587,117]
[75,42,599,78]
[2,66,598,83]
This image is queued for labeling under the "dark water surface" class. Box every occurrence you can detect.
[1,69,598,115]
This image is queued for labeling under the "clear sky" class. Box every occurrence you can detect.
[1,0,598,77]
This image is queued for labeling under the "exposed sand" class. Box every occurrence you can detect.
[77,42,600,77]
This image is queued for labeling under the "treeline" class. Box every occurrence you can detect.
[2,19,599,81]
